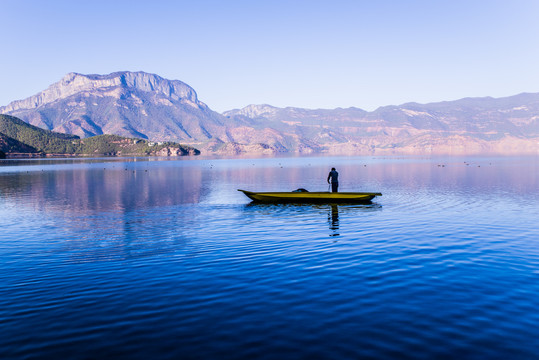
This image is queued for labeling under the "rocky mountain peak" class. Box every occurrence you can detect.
[223,104,278,118]
[1,71,201,113]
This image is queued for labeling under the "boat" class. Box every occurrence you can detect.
[238,189,382,203]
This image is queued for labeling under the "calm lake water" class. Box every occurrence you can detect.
[1,155,538,359]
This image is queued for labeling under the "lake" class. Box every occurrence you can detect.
[1,155,538,359]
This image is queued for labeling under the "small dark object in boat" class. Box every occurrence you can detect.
[292,188,309,192]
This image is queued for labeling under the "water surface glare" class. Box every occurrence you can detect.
[1,156,538,359]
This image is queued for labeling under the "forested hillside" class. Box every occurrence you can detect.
[0,114,199,156]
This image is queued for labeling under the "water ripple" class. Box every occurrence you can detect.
[1,156,539,359]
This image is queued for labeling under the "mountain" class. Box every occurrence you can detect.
[0,114,198,156]
[0,71,297,154]
[223,95,539,155]
[0,71,222,140]
[1,71,538,155]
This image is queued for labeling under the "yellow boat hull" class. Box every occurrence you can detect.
[238,190,382,203]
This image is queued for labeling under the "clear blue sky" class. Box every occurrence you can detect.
[1,0,539,112]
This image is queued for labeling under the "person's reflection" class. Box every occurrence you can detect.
[328,204,340,237]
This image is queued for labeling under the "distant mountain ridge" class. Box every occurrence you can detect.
[1,71,538,155]
[224,95,538,154]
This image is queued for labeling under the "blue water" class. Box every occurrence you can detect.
[1,155,538,359]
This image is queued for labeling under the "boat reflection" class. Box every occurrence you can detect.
[329,204,340,237]
[244,202,382,238]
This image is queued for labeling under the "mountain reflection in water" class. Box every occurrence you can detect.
[0,160,207,212]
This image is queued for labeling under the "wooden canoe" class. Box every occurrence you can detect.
[238,189,382,203]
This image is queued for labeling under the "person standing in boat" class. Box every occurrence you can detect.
[327,167,339,192]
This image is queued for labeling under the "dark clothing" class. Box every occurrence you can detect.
[327,170,339,192]
[327,170,339,183]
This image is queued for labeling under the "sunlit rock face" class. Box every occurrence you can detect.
[1,72,200,111]
[0,71,223,143]
[2,71,538,155]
